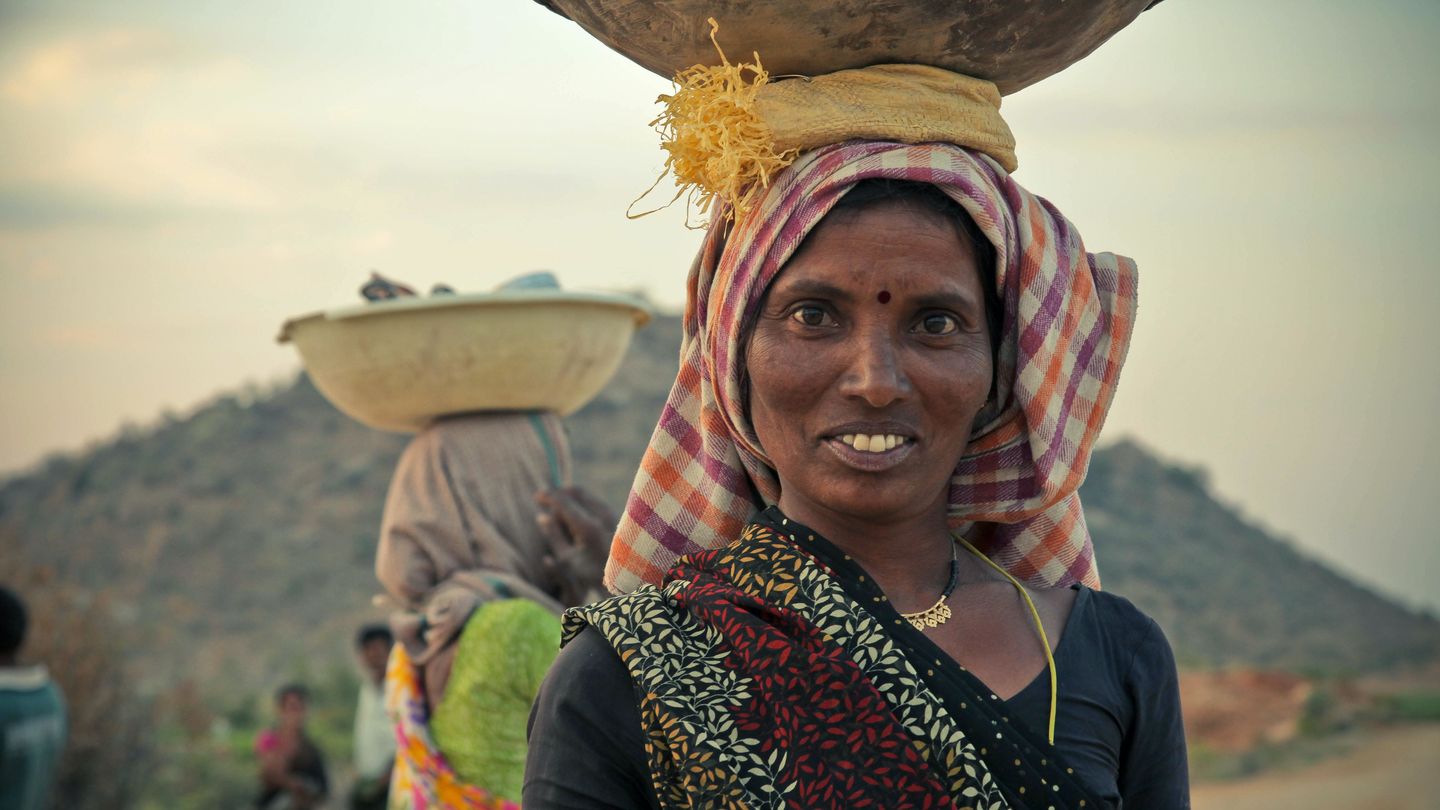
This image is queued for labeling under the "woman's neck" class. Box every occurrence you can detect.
[774,497,969,613]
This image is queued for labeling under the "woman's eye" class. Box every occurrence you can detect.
[789,306,832,327]
[917,313,961,336]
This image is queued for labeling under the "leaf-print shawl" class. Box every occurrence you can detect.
[566,507,1097,809]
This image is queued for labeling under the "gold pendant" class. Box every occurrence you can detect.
[901,597,953,631]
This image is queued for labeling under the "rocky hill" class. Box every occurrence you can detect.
[1083,442,1439,672]
[2,313,1436,696]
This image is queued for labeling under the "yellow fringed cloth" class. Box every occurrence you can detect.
[645,19,1017,219]
[759,65,1016,171]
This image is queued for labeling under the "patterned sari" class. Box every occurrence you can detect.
[568,507,1098,809]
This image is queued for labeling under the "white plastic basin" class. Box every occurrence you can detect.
[278,289,651,432]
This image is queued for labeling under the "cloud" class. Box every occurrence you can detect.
[209,138,597,212]
[1,28,223,105]
[0,187,233,230]
[0,26,271,221]
[37,324,115,348]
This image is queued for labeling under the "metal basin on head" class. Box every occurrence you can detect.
[533,0,1162,95]
[278,290,651,433]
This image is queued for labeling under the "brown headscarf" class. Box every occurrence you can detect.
[375,411,572,707]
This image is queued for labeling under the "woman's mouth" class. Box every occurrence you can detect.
[836,433,910,453]
[824,432,916,471]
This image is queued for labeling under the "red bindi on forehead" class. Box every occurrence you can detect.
[877,290,891,304]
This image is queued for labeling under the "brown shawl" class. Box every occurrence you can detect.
[375,410,572,707]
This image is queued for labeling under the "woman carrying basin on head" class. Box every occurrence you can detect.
[524,49,1189,810]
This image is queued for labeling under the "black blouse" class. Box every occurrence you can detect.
[525,581,1188,809]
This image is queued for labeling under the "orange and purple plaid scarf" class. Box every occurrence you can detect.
[605,140,1137,593]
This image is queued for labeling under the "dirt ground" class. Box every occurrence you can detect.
[1192,724,1440,810]
[1180,669,1312,751]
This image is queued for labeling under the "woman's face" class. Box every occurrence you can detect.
[745,198,994,530]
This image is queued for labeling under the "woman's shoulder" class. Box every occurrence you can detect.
[1079,586,1165,636]
[570,584,675,615]
[1068,585,1178,675]
[534,626,638,736]
[563,583,690,650]
[553,624,630,680]
[527,626,659,809]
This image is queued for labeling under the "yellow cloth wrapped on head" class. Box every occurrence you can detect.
[757,64,1016,170]
[646,19,1017,219]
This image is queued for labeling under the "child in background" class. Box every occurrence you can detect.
[351,625,396,810]
[255,683,328,810]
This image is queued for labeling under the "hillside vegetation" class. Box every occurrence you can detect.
[2,313,1436,698]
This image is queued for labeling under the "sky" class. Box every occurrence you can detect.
[1,0,1437,612]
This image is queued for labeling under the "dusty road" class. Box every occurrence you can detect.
[1192,725,1440,810]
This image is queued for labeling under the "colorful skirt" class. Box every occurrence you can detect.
[384,643,520,810]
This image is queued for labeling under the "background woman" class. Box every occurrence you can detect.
[377,412,612,808]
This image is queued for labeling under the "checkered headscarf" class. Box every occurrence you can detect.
[605,140,1137,593]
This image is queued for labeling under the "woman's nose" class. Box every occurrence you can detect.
[838,331,911,407]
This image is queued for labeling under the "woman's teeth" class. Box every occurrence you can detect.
[838,434,907,453]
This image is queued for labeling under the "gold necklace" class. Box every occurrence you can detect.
[893,534,1061,746]
[898,540,960,631]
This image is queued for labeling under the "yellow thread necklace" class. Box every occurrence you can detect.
[953,535,1060,746]
[899,537,1060,745]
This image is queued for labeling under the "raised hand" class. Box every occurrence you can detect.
[534,487,619,606]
